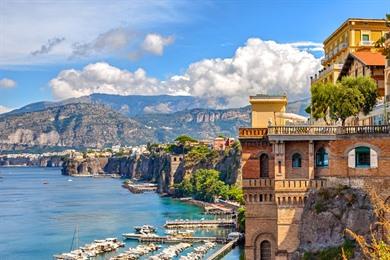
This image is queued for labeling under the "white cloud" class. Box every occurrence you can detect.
[0,105,11,114]
[50,38,321,107]
[50,63,162,100]
[0,78,16,88]
[142,34,175,55]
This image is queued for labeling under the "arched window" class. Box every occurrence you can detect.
[260,240,271,260]
[355,146,370,167]
[316,148,329,167]
[260,154,269,178]
[292,153,302,168]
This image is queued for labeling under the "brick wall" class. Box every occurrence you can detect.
[285,141,309,179]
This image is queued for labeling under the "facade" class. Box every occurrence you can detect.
[240,96,390,260]
[338,50,386,95]
[311,18,388,85]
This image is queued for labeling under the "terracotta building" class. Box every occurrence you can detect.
[240,95,390,260]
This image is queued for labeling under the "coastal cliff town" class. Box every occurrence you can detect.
[1,1,390,259]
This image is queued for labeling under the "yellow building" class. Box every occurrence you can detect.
[311,18,388,84]
[249,95,287,128]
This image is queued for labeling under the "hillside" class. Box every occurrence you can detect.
[0,94,309,151]
[0,103,155,151]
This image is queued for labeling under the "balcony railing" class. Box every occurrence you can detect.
[338,125,390,135]
[246,125,390,137]
[268,126,338,135]
[239,127,268,138]
[360,40,373,46]
[243,178,327,190]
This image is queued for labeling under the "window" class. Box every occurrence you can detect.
[260,240,271,260]
[292,153,302,168]
[316,148,329,167]
[260,154,269,178]
[362,34,370,41]
[355,146,370,167]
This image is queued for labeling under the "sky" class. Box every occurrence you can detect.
[0,0,389,112]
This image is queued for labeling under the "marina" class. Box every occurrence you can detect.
[0,167,242,259]
[53,237,125,260]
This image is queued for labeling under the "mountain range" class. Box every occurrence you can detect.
[0,94,310,152]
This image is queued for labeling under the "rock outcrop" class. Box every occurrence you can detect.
[62,145,242,194]
[294,186,377,259]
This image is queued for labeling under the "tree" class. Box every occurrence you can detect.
[174,135,197,145]
[330,84,364,126]
[310,76,378,126]
[310,81,336,124]
[339,76,378,115]
[374,14,390,59]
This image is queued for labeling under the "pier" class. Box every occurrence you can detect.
[122,233,228,243]
[207,238,239,260]
[122,182,158,194]
[164,219,236,229]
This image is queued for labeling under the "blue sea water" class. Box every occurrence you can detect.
[0,167,242,260]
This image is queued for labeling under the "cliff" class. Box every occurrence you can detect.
[0,156,64,167]
[293,186,377,259]
[61,145,242,194]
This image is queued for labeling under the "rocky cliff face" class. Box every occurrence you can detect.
[62,146,242,194]
[0,103,155,150]
[0,156,64,167]
[293,187,377,259]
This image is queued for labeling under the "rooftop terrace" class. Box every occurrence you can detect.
[239,125,390,140]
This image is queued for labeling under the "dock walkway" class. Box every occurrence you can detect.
[207,238,239,260]
[164,219,235,229]
[122,233,228,243]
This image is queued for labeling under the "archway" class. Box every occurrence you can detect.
[260,240,271,260]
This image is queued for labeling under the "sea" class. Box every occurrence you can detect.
[0,167,242,260]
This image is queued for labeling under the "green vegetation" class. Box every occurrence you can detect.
[309,76,378,126]
[186,145,218,164]
[303,240,355,260]
[175,169,243,203]
[174,135,197,145]
[237,207,245,232]
[374,14,390,59]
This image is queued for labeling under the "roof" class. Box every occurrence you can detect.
[324,18,386,45]
[338,51,385,80]
[352,51,386,66]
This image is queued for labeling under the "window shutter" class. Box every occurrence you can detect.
[348,149,355,168]
[370,149,378,168]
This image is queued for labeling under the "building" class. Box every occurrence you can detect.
[338,50,386,95]
[213,137,235,151]
[311,18,388,85]
[385,33,390,96]
[240,95,390,260]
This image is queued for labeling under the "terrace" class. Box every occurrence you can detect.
[239,125,390,140]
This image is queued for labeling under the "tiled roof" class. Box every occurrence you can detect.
[352,51,386,66]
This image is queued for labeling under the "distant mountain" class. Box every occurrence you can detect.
[6,94,210,117]
[0,103,155,151]
[0,94,310,151]
[137,106,251,142]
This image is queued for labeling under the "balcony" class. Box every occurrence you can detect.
[239,127,268,139]
[360,40,373,46]
[338,42,348,50]
[266,125,390,141]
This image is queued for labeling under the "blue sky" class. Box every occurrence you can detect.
[0,0,389,111]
